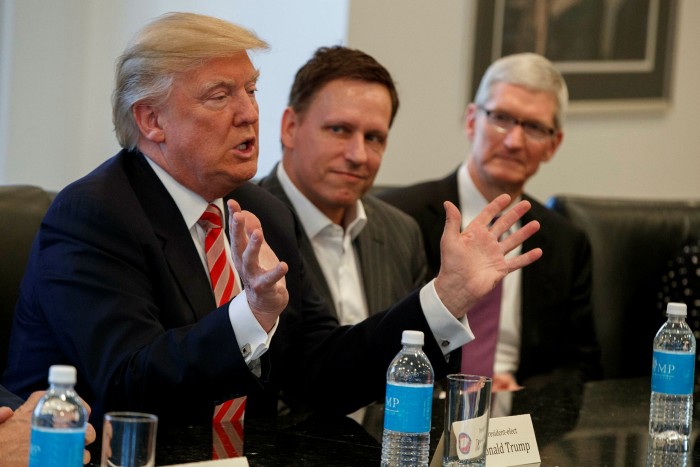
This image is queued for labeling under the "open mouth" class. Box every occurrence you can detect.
[236,138,255,151]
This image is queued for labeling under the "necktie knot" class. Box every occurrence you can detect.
[198,203,237,306]
[199,204,224,232]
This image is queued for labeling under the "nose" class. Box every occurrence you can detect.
[502,123,526,149]
[232,92,259,127]
[345,134,368,165]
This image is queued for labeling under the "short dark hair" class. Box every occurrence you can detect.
[288,46,400,126]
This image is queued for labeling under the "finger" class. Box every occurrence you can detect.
[500,220,540,254]
[0,406,13,423]
[227,199,242,215]
[230,210,249,263]
[239,210,262,234]
[85,422,97,445]
[241,228,263,274]
[228,199,247,254]
[442,201,462,237]
[256,261,289,288]
[79,396,92,415]
[490,199,531,238]
[473,193,512,226]
[505,247,543,272]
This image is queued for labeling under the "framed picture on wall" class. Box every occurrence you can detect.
[470,0,678,112]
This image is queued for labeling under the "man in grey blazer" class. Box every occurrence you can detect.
[258,46,427,325]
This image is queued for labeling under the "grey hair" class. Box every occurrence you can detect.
[473,53,568,129]
[112,12,268,150]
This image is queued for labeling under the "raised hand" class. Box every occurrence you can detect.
[227,199,289,332]
[435,194,542,318]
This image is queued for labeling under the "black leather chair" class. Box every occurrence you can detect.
[547,195,700,379]
[0,185,54,375]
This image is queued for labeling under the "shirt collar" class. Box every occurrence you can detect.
[276,163,367,240]
[145,156,224,229]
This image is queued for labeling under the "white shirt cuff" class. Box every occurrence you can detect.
[227,290,277,362]
[419,279,474,355]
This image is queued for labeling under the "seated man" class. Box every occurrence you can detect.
[3,12,542,431]
[380,53,601,390]
[259,46,427,326]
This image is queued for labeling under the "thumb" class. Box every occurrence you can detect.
[442,201,462,237]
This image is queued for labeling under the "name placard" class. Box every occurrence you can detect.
[163,458,249,466]
[486,415,540,467]
[429,415,540,467]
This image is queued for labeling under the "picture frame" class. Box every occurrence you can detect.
[470,0,678,112]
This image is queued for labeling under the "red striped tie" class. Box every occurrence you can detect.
[198,204,245,459]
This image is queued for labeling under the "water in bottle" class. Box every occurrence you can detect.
[29,364,88,467]
[381,330,435,467]
[648,302,696,458]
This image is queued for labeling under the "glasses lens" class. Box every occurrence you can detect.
[485,111,514,132]
[482,107,553,140]
[521,123,550,140]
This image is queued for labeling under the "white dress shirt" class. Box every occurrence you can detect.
[457,162,522,375]
[276,164,369,326]
[146,157,274,365]
[277,163,473,355]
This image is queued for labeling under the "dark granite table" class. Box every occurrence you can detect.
[90,377,700,466]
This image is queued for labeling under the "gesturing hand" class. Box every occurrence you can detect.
[228,199,289,332]
[435,194,542,318]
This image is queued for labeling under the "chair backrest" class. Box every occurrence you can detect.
[548,195,700,379]
[0,185,54,375]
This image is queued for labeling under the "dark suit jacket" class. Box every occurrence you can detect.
[258,165,427,318]
[2,150,454,426]
[0,384,23,410]
[379,169,602,384]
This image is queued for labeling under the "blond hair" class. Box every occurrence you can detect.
[113,12,268,149]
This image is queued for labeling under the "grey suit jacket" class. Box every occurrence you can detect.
[258,165,428,318]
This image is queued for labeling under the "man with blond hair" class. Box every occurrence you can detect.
[4,13,542,433]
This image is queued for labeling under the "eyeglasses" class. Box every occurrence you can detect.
[477,105,556,141]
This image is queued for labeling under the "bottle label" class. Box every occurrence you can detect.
[29,426,85,467]
[383,382,433,433]
[651,350,695,395]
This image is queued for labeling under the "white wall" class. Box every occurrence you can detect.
[349,0,700,201]
[0,0,348,191]
[1,0,699,202]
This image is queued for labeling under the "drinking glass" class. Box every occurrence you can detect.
[101,412,158,467]
[443,374,492,467]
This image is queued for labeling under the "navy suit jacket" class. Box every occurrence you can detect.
[3,150,453,426]
[258,165,427,319]
[379,169,602,384]
[0,384,23,410]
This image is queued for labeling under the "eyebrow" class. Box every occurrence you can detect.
[199,69,261,94]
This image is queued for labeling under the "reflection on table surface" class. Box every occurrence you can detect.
[91,377,700,466]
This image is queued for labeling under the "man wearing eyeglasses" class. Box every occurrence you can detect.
[379,53,601,393]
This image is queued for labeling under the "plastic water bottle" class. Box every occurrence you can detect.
[648,302,696,457]
[381,330,434,467]
[29,365,88,467]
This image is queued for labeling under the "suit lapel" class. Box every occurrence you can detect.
[355,201,388,315]
[520,195,554,327]
[128,153,216,320]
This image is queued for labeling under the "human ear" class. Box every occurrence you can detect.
[132,104,165,143]
[280,107,299,151]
